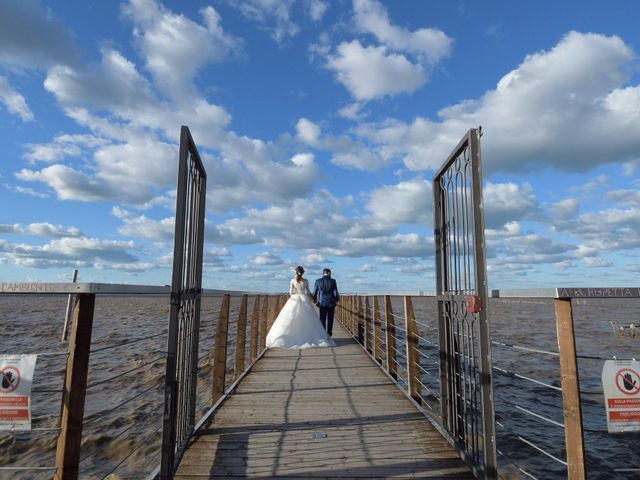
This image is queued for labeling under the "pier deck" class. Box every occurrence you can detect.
[176,323,473,479]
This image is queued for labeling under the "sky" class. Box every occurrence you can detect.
[0,0,639,294]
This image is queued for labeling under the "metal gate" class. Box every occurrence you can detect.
[160,126,207,479]
[433,128,496,479]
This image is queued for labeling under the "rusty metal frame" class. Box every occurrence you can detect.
[433,128,496,479]
[160,126,207,479]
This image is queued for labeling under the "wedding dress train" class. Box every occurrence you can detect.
[265,278,335,349]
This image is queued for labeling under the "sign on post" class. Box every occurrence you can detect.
[602,359,640,433]
[0,355,37,431]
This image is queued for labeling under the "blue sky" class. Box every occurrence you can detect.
[0,0,639,293]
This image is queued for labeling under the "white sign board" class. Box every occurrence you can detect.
[602,359,640,433]
[0,355,37,431]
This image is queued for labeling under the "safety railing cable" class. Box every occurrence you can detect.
[90,330,167,354]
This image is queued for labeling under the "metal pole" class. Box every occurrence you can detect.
[61,269,78,342]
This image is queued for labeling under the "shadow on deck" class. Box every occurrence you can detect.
[176,322,473,479]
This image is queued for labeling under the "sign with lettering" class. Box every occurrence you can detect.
[0,355,37,431]
[602,359,640,433]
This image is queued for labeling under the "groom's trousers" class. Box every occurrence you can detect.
[319,306,335,336]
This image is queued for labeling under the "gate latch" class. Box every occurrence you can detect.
[465,295,482,313]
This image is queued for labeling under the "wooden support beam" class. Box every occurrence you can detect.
[555,298,586,480]
[249,295,260,363]
[384,295,397,379]
[54,293,95,480]
[259,296,268,352]
[212,294,230,404]
[234,294,248,379]
[404,296,420,403]
[373,296,382,364]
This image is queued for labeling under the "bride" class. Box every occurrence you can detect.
[266,266,335,349]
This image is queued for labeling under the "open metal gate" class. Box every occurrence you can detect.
[433,128,497,479]
[160,126,207,479]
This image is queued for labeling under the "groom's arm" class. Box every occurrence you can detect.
[333,280,339,302]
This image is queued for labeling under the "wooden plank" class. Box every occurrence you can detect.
[212,294,230,404]
[176,322,473,479]
[54,293,95,480]
[555,298,586,480]
[234,295,248,379]
[373,296,382,364]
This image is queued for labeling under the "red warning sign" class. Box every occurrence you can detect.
[602,360,640,433]
[0,355,37,431]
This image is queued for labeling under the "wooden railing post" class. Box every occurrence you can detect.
[249,295,260,363]
[54,293,95,480]
[384,295,397,379]
[234,294,248,379]
[267,295,277,331]
[404,296,420,403]
[363,296,371,348]
[259,296,268,351]
[351,296,356,336]
[555,297,586,480]
[373,296,382,364]
[212,294,230,404]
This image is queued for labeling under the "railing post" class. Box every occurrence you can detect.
[234,294,248,379]
[404,296,421,404]
[54,293,95,480]
[555,297,586,480]
[384,295,397,379]
[373,296,383,364]
[363,296,371,347]
[249,295,260,363]
[267,295,277,332]
[61,269,78,342]
[212,294,230,404]
[259,295,268,352]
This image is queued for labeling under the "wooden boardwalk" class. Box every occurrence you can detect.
[176,322,474,479]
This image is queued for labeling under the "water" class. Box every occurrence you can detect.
[0,295,638,479]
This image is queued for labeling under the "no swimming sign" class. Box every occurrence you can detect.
[602,359,640,433]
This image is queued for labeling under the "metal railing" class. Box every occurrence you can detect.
[0,283,285,479]
[337,290,640,480]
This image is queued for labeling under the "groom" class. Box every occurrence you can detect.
[313,268,339,336]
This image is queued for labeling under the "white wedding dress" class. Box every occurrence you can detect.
[265,278,336,349]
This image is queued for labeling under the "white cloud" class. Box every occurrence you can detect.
[225,0,299,43]
[605,189,640,208]
[0,0,79,69]
[122,0,241,97]
[484,182,538,228]
[366,177,432,226]
[249,251,283,265]
[549,198,579,221]
[337,102,365,120]
[582,257,613,268]
[326,40,426,100]
[352,32,640,172]
[305,0,328,21]
[296,118,321,145]
[24,134,108,163]
[353,0,452,63]
[0,76,34,121]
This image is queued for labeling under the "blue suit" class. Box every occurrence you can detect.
[313,275,339,335]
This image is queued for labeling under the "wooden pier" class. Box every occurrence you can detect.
[175,322,472,479]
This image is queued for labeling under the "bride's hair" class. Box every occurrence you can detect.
[295,265,304,278]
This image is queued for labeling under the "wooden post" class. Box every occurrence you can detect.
[211,294,230,404]
[61,269,78,342]
[363,296,371,347]
[351,296,356,336]
[555,298,586,480]
[259,296,268,351]
[54,293,95,480]
[234,295,248,379]
[267,295,277,331]
[249,295,260,363]
[384,295,397,379]
[373,296,382,364]
[405,296,420,403]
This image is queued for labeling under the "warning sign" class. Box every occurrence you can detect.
[0,355,37,431]
[602,359,640,433]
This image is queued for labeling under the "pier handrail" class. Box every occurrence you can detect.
[0,285,285,479]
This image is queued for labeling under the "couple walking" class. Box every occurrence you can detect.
[265,266,339,349]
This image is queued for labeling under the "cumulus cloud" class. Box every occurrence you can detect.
[122,0,241,96]
[484,182,538,228]
[304,0,328,22]
[352,32,640,172]
[0,76,34,121]
[326,40,426,100]
[0,0,79,69]
[0,222,82,238]
[366,177,432,226]
[296,118,321,145]
[224,0,299,43]
[353,0,452,63]
[249,251,283,265]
